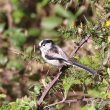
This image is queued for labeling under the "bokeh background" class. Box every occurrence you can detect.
[0,0,110,110]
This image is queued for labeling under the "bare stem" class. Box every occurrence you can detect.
[70,34,90,58]
[44,99,77,109]
[37,71,62,105]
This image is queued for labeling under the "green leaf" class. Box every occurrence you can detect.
[42,30,60,37]
[4,28,26,48]
[25,46,33,54]
[107,68,110,76]
[41,16,63,29]
[28,28,41,37]
[63,76,75,98]
[73,79,80,84]
[54,5,75,19]
[81,105,96,110]
[80,57,91,66]
[18,97,35,109]
[0,104,11,110]
[11,0,19,4]
[38,0,49,7]
[88,89,100,97]
[81,101,96,110]
[7,58,24,70]
[34,84,42,95]
[12,10,24,23]
[85,78,91,85]
[0,54,8,66]
[0,23,5,33]
[0,94,6,99]
[10,102,21,110]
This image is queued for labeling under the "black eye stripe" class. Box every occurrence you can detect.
[41,40,54,46]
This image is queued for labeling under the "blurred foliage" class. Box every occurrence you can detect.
[0,0,110,110]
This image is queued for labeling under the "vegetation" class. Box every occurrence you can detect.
[0,0,110,110]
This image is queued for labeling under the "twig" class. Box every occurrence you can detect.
[82,96,101,102]
[37,71,62,105]
[44,99,77,109]
[9,48,23,55]
[44,96,102,109]
[4,2,13,28]
[9,48,25,56]
[97,99,104,109]
[97,80,110,109]
[95,3,104,11]
[70,34,90,58]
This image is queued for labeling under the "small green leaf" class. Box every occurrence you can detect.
[0,104,11,110]
[81,102,96,110]
[12,10,24,23]
[0,23,5,33]
[28,28,41,37]
[85,78,91,85]
[88,89,100,97]
[38,0,49,7]
[107,68,110,76]
[10,102,21,110]
[4,28,26,48]
[34,84,42,95]
[7,58,24,70]
[80,57,91,66]
[54,5,75,19]
[63,76,75,98]
[0,54,8,66]
[0,94,6,99]
[41,16,62,29]
[25,47,33,54]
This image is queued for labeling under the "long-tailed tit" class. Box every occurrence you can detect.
[39,39,97,74]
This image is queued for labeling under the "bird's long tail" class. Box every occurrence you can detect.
[72,61,97,74]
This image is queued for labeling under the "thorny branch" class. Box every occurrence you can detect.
[44,99,78,109]
[37,71,62,105]
[44,96,105,109]
[70,34,90,58]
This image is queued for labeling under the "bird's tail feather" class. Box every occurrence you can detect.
[72,61,97,74]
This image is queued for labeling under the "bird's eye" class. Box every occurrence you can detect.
[43,44,45,46]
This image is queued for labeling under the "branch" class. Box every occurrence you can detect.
[70,34,90,58]
[44,99,78,109]
[44,96,102,109]
[70,11,110,58]
[37,71,62,105]
[9,48,24,56]
[4,2,13,28]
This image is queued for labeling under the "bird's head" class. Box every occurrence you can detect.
[39,39,54,52]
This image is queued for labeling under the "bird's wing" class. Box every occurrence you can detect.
[45,46,69,61]
[56,45,69,60]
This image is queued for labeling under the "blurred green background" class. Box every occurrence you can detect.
[0,0,110,110]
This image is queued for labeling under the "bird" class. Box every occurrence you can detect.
[39,39,97,74]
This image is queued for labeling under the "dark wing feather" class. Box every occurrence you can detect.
[46,46,69,61]
[45,55,66,63]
